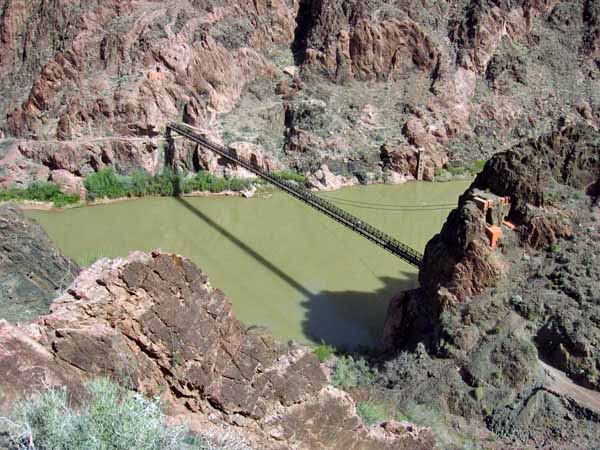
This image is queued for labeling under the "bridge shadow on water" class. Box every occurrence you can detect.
[299,273,417,351]
[176,197,418,351]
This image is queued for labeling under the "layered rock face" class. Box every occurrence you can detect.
[0,251,435,450]
[381,123,600,448]
[0,0,297,187]
[2,0,600,189]
[0,204,79,322]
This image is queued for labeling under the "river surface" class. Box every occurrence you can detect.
[26,181,470,350]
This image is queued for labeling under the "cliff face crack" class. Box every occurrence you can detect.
[291,0,313,65]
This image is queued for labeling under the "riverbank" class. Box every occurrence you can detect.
[5,175,475,212]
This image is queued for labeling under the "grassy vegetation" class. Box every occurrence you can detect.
[357,401,389,426]
[313,342,336,363]
[1,168,260,206]
[0,182,80,207]
[182,171,253,194]
[331,355,376,389]
[85,168,254,201]
[3,378,252,450]
[84,168,183,200]
[271,171,306,183]
[434,159,487,179]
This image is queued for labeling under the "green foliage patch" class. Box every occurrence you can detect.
[271,171,306,183]
[313,342,336,363]
[3,378,252,450]
[0,182,80,207]
[357,401,389,426]
[435,159,487,179]
[182,171,253,194]
[84,168,130,200]
[331,355,376,389]
[84,168,183,200]
[84,168,253,201]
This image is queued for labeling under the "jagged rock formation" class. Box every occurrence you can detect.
[0,204,79,322]
[2,0,600,189]
[381,123,600,448]
[0,251,435,450]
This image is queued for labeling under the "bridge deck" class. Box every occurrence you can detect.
[167,123,423,268]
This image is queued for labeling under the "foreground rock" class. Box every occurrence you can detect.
[0,251,435,450]
[0,204,79,322]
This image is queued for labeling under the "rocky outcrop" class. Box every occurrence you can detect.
[298,9,439,82]
[0,204,79,322]
[380,123,600,448]
[385,123,599,347]
[0,251,435,450]
[305,163,354,190]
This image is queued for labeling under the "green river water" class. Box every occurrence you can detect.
[26,181,470,350]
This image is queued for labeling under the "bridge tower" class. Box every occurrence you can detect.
[416,149,425,181]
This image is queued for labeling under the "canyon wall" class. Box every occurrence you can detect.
[2,0,600,189]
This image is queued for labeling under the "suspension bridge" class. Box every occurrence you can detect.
[167,122,424,268]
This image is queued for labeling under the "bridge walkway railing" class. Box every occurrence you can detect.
[167,122,423,268]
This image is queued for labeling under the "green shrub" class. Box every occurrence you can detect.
[446,165,466,176]
[0,182,80,207]
[183,171,252,193]
[331,355,376,389]
[357,401,388,426]
[474,386,484,402]
[4,378,252,450]
[128,170,153,196]
[313,342,336,363]
[271,171,306,183]
[85,169,183,200]
[467,159,486,175]
[84,168,130,200]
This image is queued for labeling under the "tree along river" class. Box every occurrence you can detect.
[27,180,470,350]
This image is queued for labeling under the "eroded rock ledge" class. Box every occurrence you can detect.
[0,251,435,450]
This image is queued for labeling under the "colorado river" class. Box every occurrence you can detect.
[26,181,470,349]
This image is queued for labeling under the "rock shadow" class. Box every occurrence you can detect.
[291,0,313,65]
[176,197,418,352]
[301,272,418,351]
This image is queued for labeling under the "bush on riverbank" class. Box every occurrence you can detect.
[84,168,183,200]
[331,355,376,389]
[182,171,253,194]
[3,378,252,450]
[313,342,336,363]
[85,169,253,200]
[0,182,79,207]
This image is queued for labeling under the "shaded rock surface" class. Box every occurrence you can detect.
[0,204,79,322]
[0,251,435,450]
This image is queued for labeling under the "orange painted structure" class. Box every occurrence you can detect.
[485,225,503,249]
